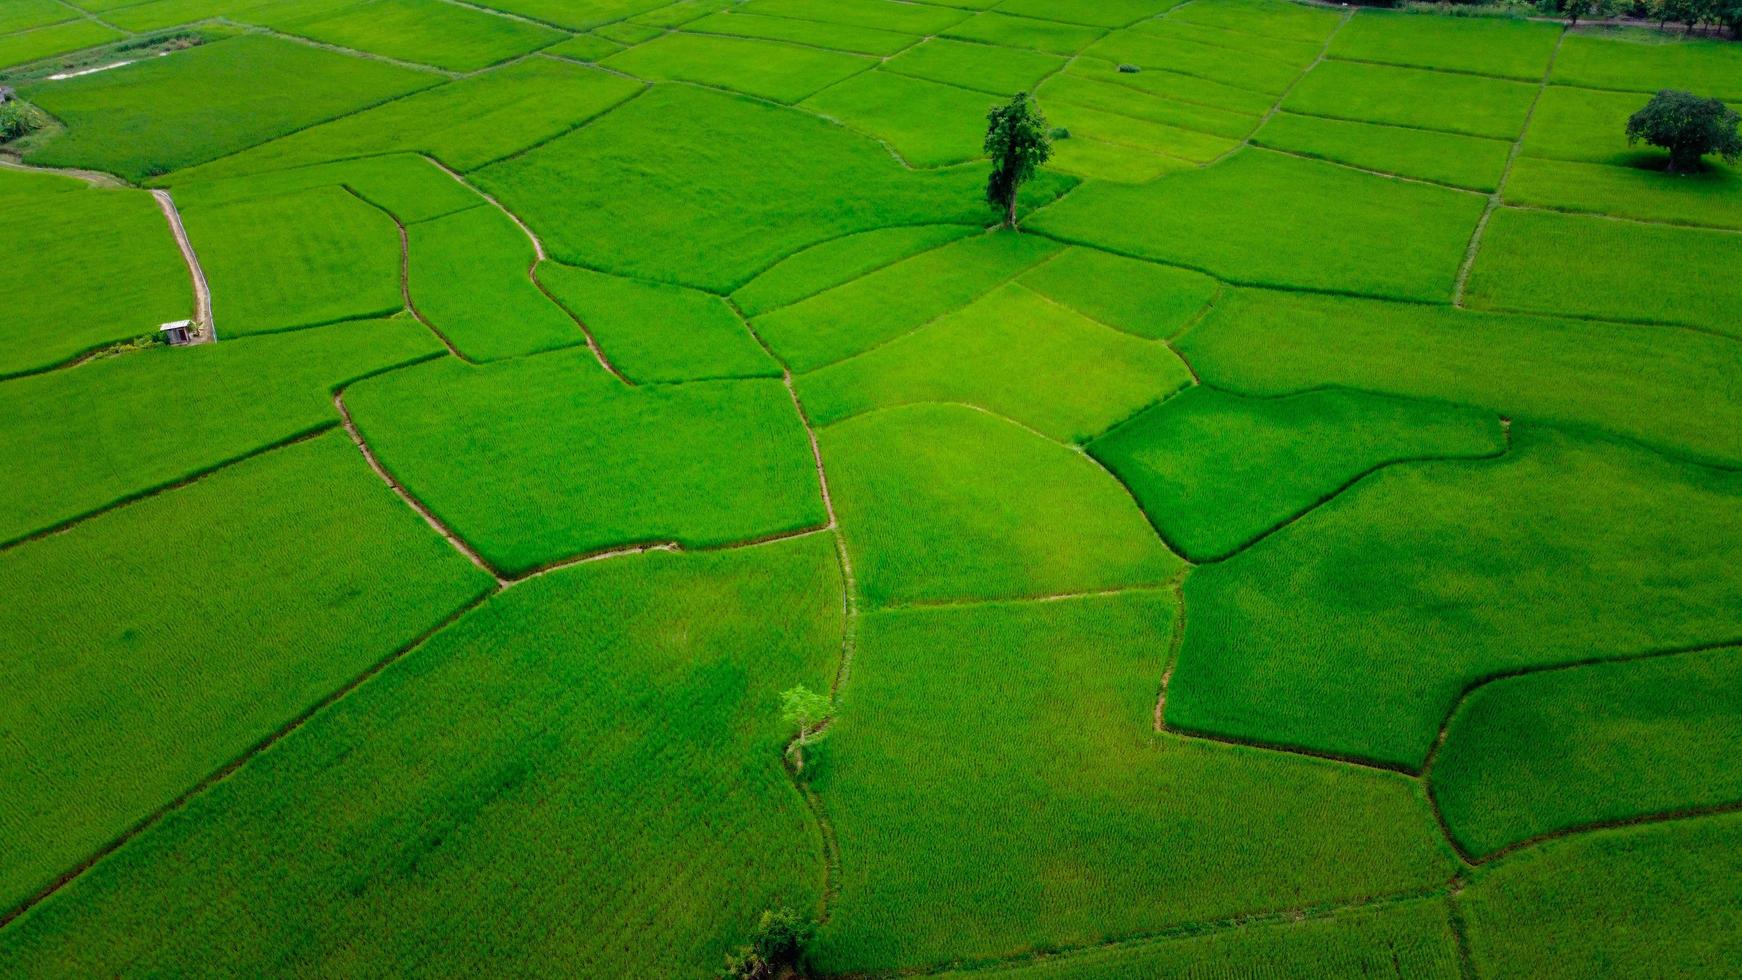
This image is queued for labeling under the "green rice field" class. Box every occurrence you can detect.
[0,1,1737,976]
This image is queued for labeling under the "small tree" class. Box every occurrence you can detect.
[719,908,815,980]
[780,685,831,773]
[1626,90,1742,173]
[984,92,1052,230]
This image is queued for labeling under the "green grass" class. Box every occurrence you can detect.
[343,352,825,575]
[930,898,1461,978]
[738,0,972,35]
[0,20,121,71]
[1,180,189,378]
[1331,11,1562,80]
[544,30,622,61]
[21,34,439,180]
[603,32,873,105]
[1038,70,1261,139]
[752,231,1062,372]
[882,37,1065,96]
[179,183,402,335]
[1505,155,1742,230]
[171,58,644,179]
[1431,647,1742,858]
[1090,387,1504,561]
[1283,59,1540,140]
[1459,813,1742,979]
[807,592,1455,971]
[0,316,440,545]
[1175,287,1742,467]
[274,0,565,71]
[1133,19,1323,66]
[1046,133,1191,182]
[474,84,1072,291]
[683,10,917,55]
[535,262,780,381]
[0,537,840,976]
[942,11,1104,55]
[1016,246,1218,340]
[1255,111,1512,190]
[796,282,1191,442]
[407,205,589,361]
[1521,84,1665,165]
[1040,99,1241,163]
[1168,425,1742,770]
[819,403,1180,605]
[1464,207,1742,336]
[90,0,234,32]
[180,152,480,222]
[800,69,992,166]
[0,431,492,912]
[1062,55,1276,115]
[1031,149,1484,302]
[1552,27,1742,101]
[730,224,979,317]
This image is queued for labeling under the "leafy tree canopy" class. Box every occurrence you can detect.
[984,92,1052,229]
[1626,89,1742,173]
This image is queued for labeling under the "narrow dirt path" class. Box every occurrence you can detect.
[150,189,215,341]
[0,153,126,187]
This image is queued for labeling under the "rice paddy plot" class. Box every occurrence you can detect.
[1030,149,1484,302]
[1283,59,1540,140]
[463,0,667,32]
[941,11,1105,56]
[736,0,973,35]
[730,224,980,317]
[185,151,480,223]
[1085,28,1306,95]
[797,281,1192,442]
[270,0,566,72]
[1046,134,1192,182]
[174,58,645,179]
[1552,27,1742,101]
[0,178,188,378]
[1037,70,1261,140]
[1464,207,1742,336]
[807,593,1454,972]
[1458,813,1742,979]
[342,352,826,576]
[1504,155,1742,229]
[683,10,917,56]
[993,0,1186,29]
[473,84,1073,291]
[881,38,1066,97]
[0,538,842,976]
[1089,387,1504,562]
[1165,0,1345,44]
[0,316,440,545]
[177,183,402,335]
[752,231,1062,372]
[602,32,874,105]
[799,70,992,167]
[1042,99,1240,163]
[536,263,780,381]
[1132,18,1324,67]
[19,34,439,180]
[1176,288,1742,468]
[1430,646,1742,859]
[0,20,121,71]
[819,403,1181,606]
[0,432,492,913]
[0,0,76,36]
[1254,111,1512,190]
[1063,54,1277,115]
[1521,84,1669,166]
[1168,425,1742,770]
[406,205,587,362]
[1330,10,1562,81]
[929,897,1462,978]
[1016,246,1218,340]
[92,0,235,33]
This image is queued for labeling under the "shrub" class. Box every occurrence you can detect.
[1626,89,1742,172]
[720,907,815,979]
[0,100,41,142]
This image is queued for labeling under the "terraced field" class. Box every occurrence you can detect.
[1,1,1738,977]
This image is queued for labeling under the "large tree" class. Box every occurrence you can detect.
[1626,90,1742,173]
[984,92,1052,230]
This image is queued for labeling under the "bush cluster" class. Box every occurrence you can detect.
[719,908,814,980]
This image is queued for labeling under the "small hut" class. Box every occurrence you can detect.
[159,319,193,346]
